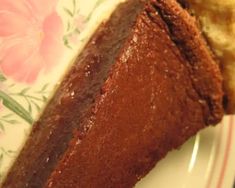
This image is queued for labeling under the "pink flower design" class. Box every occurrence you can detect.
[67,14,86,45]
[0,0,64,83]
[75,14,86,31]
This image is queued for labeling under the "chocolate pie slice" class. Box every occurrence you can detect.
[3,0,224,187]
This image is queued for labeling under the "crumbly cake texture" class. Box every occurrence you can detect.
[182,0,235,113]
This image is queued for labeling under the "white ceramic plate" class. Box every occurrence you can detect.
[0,0,234,187]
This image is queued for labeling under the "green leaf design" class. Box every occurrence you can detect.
[67,22,71,32]
[73,0,77,15]
[75,28,81,34]
[64,7,73,17]
[42,96,48,102]
[86,0,107,21]
[96,0,106,6]
[0,73,6,82]
[3,120,19,124]
[0,122,4,132]
[7,150,16,154]
[8,84,15,88]
[20,87,30,95]
[0,90,33,125]
[31,100,41,112]
[41,84,49,92]
[63,37,73,49]
[0,147,16,157]
[2,114,13,119]
[0,154,3,167]
[28,104,32,115]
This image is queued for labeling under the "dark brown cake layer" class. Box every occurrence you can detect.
[2,0,146,187]
[45,0,224,188]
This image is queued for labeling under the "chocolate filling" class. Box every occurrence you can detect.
[3,1,146,187]
[3,0,223,188]
[44,0,223,187]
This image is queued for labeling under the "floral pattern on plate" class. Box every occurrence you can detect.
[0,1,234,188]
[0,0,64,83]
[0,0,119,181]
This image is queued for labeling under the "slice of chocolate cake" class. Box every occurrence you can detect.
[2,1,146,187]
[3,0,224,188]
